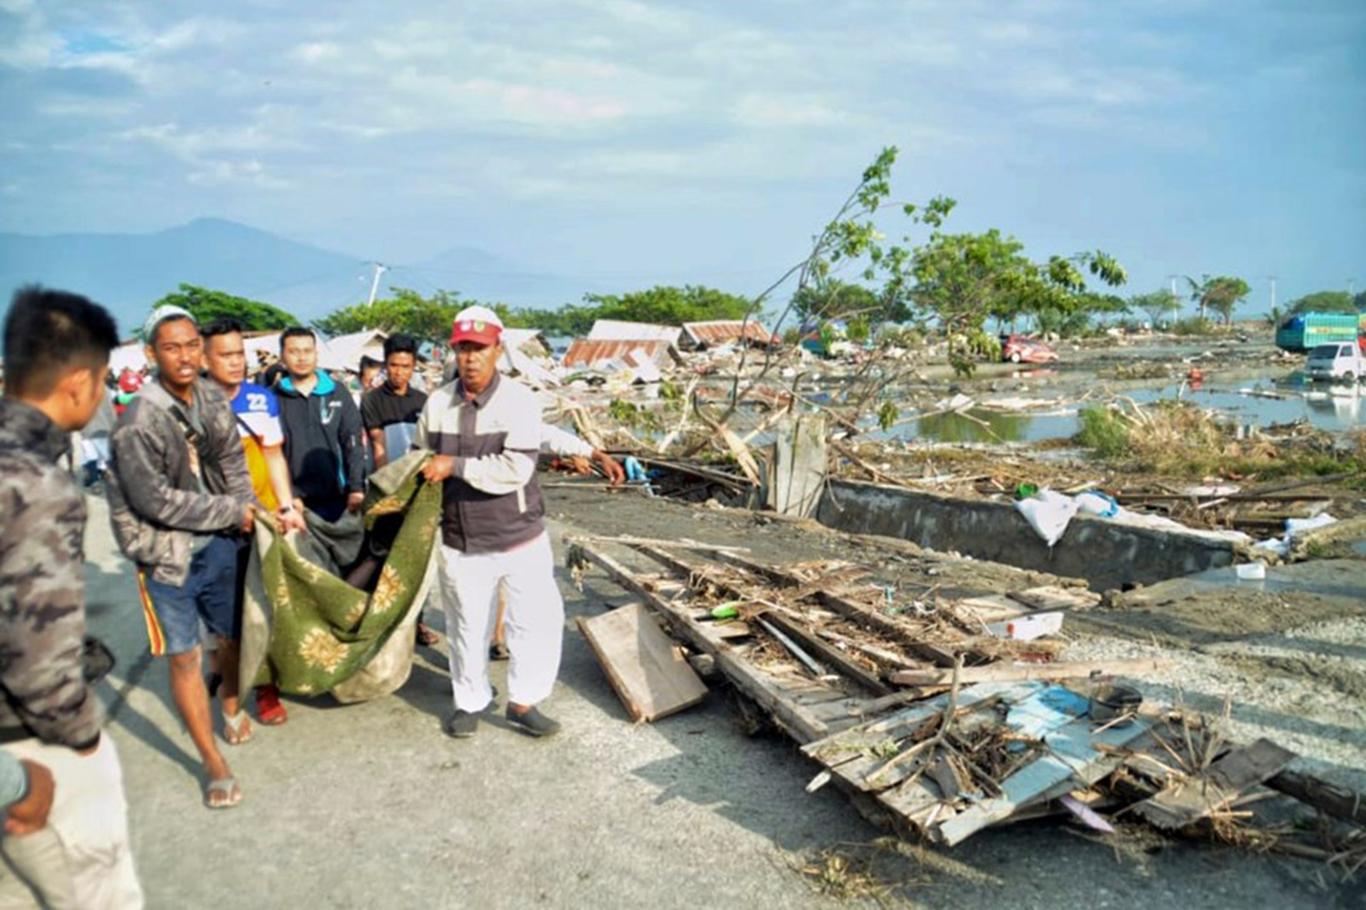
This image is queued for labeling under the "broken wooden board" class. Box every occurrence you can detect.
[891,659,1170,687]
[1133,738,1297,831]
[571,541,840,742]
[577,603,709,723]
[952,594,1026,625]
[935,698,1153,845]
[1007,585,1102,612]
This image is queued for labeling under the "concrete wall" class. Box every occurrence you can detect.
[815,479,1239,591]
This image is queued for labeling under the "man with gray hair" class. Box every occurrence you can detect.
[107,305,255,810]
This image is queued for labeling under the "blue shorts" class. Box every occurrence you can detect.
[137,535,243,656]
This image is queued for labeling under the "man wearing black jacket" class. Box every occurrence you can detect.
[274,327,365,522]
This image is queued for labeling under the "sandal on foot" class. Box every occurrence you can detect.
[488,642,510,661]
[204,777,242,810]
[223,711,252,746]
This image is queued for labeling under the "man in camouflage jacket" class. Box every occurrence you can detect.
[0,286,142,907]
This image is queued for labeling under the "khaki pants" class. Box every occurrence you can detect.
[0,735,141,910]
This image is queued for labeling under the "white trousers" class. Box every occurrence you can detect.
[437,531,564,712]
[0,735,142,910]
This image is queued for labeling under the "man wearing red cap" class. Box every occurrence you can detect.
[416,306,565,738]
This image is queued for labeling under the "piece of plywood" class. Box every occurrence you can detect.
[1134,738,1296,830]
[577,603,708,723]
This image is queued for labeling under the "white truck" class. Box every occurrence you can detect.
[1306,341,1365,382]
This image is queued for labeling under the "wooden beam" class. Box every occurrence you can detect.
[1266,768,1366,826]
[891,659,1170,687]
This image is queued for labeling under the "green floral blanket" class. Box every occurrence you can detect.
[239,452,441,702]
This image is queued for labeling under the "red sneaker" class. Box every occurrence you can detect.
[254,684,288,725]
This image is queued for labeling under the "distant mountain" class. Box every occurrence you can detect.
[0,218,591,336]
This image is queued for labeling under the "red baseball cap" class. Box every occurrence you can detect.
[449,305,504,347]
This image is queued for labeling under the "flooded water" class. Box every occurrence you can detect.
[893,371,1363,443]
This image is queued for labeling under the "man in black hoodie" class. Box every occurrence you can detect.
[274,327,365,522]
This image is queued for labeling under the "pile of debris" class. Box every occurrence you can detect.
[567,537,1366,869]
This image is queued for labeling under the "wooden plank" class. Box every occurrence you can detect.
[1267,768,1366,826]
[1007,585,1102,612]
[761,611,892,695]
[572,542,830,742]
[952,594,1025,624]
[891,659,1170,687]
[935,713,1153,845]
[1134,738,1296,831]
[576,603,708,722]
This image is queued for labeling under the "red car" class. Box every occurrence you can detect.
[1000,334,1059,364]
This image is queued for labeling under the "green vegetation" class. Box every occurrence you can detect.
[1075,403,1366,483]
[1287,290,1358,315]
[1185,274,1250,325]
[1130,289,1183,328]
[152,284,298,333]
[1075,407,1131,458]
[1170,316,1218,336]
[313,288,522,341]
[512,285,753,337]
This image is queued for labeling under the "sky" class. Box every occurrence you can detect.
[1,0,1363,312]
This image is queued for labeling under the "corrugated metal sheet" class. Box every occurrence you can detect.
[681,320,777,348]
[586,320,683,344]
[561,339,676,369]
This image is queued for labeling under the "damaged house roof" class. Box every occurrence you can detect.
[586,319,684,345]
[561,339,680,369]
[681,319,778,348]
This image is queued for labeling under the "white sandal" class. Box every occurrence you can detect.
[222,710,252,746]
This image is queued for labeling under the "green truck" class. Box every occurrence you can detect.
[1275,311,1366,353]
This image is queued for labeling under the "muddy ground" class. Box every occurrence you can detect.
[546,483,1366,908]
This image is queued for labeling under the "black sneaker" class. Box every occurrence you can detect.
[506,705,560,738]
[443,709,479,738]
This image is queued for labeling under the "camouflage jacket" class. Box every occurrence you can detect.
[0,398,103,750]
[106,377,253,586]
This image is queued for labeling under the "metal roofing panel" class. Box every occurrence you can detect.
[681,320,776,347]
[586,320,683,344]
[561,339,675,368]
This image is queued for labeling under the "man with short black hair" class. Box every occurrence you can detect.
[107,305,256,810]
[362,333,425,471]
[275,327,365,522]
[201,317,305,726]
[0,286,142,906]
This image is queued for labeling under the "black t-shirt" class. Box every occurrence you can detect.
[361,384,428,459]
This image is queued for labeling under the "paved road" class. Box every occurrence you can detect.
[82,494,1353,909]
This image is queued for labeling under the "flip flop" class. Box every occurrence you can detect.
[222,710,252,746]
[204,777,242,810]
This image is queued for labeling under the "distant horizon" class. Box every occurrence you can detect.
[4,212,1359,323]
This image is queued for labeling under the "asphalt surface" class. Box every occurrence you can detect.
[82,493,1361,909]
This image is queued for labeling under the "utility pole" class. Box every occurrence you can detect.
[1266,275,1277,313]
[1166,274,1180,298]
[1349,277,1357,298]
[366,262,388,306]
